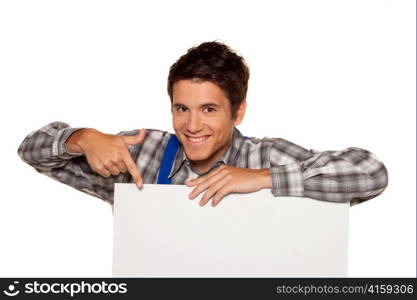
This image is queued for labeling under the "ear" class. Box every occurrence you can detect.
[233,100,247,126]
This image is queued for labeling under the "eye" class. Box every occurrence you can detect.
[203,106,216,113]
[175,105,188,112]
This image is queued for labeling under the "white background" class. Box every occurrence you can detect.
[0,0,415,277]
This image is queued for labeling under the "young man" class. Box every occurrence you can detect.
[18,41,388,207]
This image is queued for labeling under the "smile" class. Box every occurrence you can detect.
[185,135,211,145]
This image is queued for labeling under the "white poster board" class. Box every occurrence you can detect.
[113,184,349,277]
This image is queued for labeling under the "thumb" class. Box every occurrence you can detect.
[122,129,146,146]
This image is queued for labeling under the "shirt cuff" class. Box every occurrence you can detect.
[54,127,85,158]
[269,163,304,197]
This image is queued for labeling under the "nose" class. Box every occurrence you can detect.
[186,111,203,133]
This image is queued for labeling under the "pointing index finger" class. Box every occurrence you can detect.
[122,149,143,189]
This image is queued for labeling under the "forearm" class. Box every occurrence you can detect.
[268,147,388,205]
[17,122,132,203]
[18,121,85,170]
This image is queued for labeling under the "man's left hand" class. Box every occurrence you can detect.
[186,166,272,207]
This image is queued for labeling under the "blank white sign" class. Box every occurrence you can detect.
[113,184,349,277]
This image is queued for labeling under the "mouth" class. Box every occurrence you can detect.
[184,134,211,145]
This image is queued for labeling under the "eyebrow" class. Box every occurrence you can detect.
[173,102,222,109]
[201,103,221,109]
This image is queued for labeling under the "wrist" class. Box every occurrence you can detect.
[258,168,272,189]
[65,128,98,154]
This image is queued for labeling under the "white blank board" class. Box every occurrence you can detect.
[113,184,349,277]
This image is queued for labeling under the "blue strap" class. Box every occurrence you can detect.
[157,134,247,184]
[157,134,180,184]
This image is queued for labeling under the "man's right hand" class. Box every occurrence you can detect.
[66,128,146,188]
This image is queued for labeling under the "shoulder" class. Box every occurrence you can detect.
[118,128,171,141]
[243,135,312,161]
[243,135,304,151]
[118,128,173,153]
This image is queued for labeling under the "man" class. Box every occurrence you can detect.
[18,41,388,207]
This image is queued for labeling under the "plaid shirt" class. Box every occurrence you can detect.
[18,121,388,206]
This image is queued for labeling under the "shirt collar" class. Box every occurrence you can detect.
[168,127,246,178]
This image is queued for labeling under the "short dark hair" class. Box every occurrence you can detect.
[167,41,250,119]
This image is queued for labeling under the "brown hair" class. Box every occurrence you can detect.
[167,41,250,119]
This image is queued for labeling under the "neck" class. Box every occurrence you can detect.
[190,141,232,174]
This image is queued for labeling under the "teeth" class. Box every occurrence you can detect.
[188,136,208,143]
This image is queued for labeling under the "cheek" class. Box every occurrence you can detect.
[172,116,185,130]
[209,119,234,139]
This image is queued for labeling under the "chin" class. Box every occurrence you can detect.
[184,150,210,162]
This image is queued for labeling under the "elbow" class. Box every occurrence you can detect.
[372,156,389,192]
[367,158,389,199]
[351,161,389,206]
[380,163,389,190]
[362,148,389,195]
[17,137,31,165]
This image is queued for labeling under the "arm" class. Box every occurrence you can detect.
[267,140,388,206]
[187,138,388,207]
[17,121,145,204]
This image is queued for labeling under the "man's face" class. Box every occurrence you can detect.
[172,79,246,173]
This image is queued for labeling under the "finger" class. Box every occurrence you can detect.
[109,165,120,176]
[95,165,111,177]
[199,176,231,207]
[122,150,143,189]
[186,174,207,187]
[87,157,111,177]
[212,184,233,207]
[122,129,147,146]
[187,165,225,187]
[103,159,120,176]
[189,171,229,200]
[185,179,196,186]
[112,157,127,173]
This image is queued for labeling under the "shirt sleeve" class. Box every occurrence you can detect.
[17,121,142,204]
[268,138,388,206]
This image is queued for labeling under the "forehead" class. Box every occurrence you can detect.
[172,80,229,107]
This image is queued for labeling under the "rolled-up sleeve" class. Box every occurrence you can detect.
[17,122,133,203]
[268,139,388,205]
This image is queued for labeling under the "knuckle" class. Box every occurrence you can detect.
[204,191,214,202]
[131,171,139,180]
[128,162,137,170]
[110,154,121,164]
[103,158,112,168]
[222,187,231,195]
[214,191,222,200]
[198,187,208,195]
[217,187,227,196]
[118,148,128,157]
[225,174,233,181]
[117,162,126,170]
[219,169,228,175]
[95,165,105,173]
[123,155,134,166]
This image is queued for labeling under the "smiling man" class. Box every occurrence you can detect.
[18,41,388,207]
